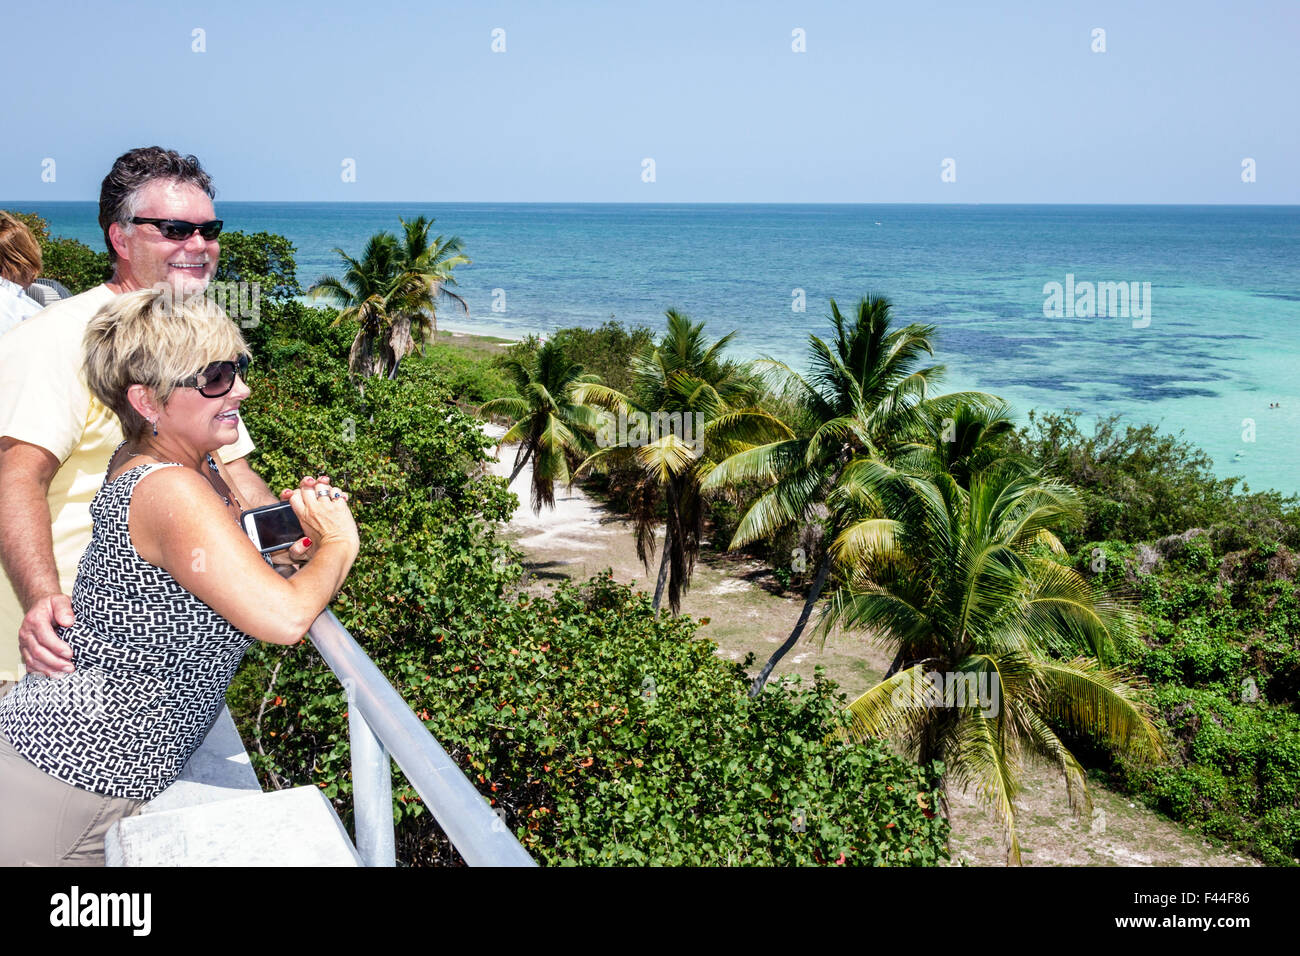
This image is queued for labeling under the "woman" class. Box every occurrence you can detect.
[0,288,359,865]
[0,212,44,336]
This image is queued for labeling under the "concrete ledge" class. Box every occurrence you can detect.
[144,705,262,814]
[106,705,362,866]
[106,786,362,866]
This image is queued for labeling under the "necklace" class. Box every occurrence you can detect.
[205,454,240,510]
[116,444,240,513]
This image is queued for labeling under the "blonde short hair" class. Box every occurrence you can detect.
[0,212,42,287]
[83,287,249,441]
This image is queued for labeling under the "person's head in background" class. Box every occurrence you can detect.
[99,148,219,298]
[0,212,42,289]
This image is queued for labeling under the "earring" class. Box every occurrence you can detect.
[151,419,158,437]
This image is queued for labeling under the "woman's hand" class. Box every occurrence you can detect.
[287,479,359,557]
[278,475,332,559]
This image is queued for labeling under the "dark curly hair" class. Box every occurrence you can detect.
[98,147,215,265]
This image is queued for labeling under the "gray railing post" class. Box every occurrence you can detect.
[345,679,397,867]
[308,611,536,866]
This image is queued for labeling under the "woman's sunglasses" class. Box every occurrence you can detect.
[178,355,250,398]
[130,217,224,241]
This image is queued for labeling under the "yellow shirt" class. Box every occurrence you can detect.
[0,284,256,680]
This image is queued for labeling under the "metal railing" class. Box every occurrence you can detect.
[307,610,536,867]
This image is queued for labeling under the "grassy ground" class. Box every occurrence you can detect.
[427,328,517,357]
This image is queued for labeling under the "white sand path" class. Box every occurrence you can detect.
[482,423,627,555]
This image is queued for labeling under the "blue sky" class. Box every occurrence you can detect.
[4,0,1297,202]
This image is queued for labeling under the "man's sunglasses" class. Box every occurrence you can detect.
[178,355,250,398]
[130,217,224,241]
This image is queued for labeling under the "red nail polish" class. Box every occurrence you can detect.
[302,538,312,548]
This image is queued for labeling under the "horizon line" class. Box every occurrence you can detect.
[4,199,1298,208]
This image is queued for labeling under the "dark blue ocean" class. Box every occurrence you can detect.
[11,201,1300,495]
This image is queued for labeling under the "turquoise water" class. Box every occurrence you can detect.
[11,201,1300,495]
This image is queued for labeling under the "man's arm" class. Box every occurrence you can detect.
[223,455,279,508]
[0,438,75,675]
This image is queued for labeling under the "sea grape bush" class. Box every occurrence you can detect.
[1006,409,1300,551]
[1076,535,1300,865]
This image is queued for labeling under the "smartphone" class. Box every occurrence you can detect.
[240,501,305,554]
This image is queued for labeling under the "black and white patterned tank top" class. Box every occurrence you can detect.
[0,448,258,800]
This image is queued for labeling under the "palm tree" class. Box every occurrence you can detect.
[702,295,998,694]
[307,220,471,380]
[575,309,787,614]
[307,233,413,378]
[393,215,471,362]
[877,399,1035,682]
[894,399,1026,490]
[818,460,1163,863]
[480,340,604,514]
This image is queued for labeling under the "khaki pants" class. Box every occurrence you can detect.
[0,727,144,866]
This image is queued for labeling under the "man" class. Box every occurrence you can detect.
[0,147,311,694]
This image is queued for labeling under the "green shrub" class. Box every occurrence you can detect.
[236,569,948,866]
[1008,408,1300,550]
[413,343,519,406]
[1103,679,1300,865]
[214,230,302,303]
[1073,509,1300,865]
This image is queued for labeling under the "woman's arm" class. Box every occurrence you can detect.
[127,466,360,645]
